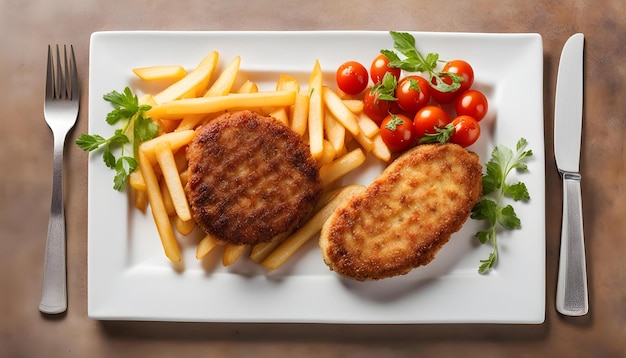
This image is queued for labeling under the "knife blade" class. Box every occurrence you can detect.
[554,33,588,316]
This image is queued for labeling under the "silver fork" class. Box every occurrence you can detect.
[39,45,79,314]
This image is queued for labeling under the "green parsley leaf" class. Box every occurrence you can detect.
[471,138,532,273]
[76,86,157,191]
[370,72,398,102]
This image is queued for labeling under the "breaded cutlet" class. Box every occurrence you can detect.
[319,143,482,281]
[185,110,322,246]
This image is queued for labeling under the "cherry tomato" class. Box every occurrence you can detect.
[363,87,394,124]
[455,89,488,121]
[430,60,475,104]
[442,60,474,93]
[395,75,431,115]
[380,114,417,151]
[450,115,481,147]
[413,105,451,138]
[370,54,401,84]
[336,61,369,95]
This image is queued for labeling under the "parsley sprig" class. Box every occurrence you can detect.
[470,138,533,273]
[382,31,463,93]
[76,87,159,191]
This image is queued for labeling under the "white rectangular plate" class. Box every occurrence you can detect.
[88,31,545,323]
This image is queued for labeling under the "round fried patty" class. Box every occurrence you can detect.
[185,110,322,245]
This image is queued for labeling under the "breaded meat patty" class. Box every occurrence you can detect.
[185,110,322,245]
[319,143,482,281]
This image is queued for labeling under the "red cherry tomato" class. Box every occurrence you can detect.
[450,115,481,147]
[380,113,417,151]
[395,75,431,115]
[455,89,488,121]
[363,87,394,124]
[442,60,474,93]
[336,61,369,95]
[430,60,475,104]
[413,105,451,138]
[370,54,401,84]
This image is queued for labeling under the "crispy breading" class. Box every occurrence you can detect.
[185,110,322,245]
[319,143,482,281]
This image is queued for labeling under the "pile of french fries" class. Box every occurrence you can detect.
[128,51,390,269]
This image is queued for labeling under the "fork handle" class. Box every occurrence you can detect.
[39,133,67,314]
[556,172,588,316]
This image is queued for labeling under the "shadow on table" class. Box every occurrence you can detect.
[99,320,549,343]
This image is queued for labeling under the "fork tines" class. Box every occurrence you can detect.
[47,44,78,101]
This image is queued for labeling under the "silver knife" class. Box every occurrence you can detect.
[554,33,588,316]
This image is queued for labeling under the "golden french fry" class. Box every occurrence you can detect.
[139,93,158,107]
[134,188,148,211]
[357,112,380,138]
[204,56,241,97]
[160,178,176,217]
[153,51,219,104]
[319,148,366,187]
[147,91,296,119]
[353,129,374,153]
[174,216,196,236]
[342,99,364,114]
[324,111,346,154]
[222,244,247,266]
[269,107,289,126]
[129,169,146,191]
[318,140,337,166]
[132,65,187,81]
[308,60,324,159]
[139,130,196,164]
[154,141,192,221]
[322,86,360,136]
[276,74,300,93]
[138,150,182,263]
[196,233,220,260]
[290,93,309,136]
[249,232,290,263]
[261,184,366,270]
[236,80,259,94]
[371,133,392,162]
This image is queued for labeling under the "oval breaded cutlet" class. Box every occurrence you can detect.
[185,110,322,246]
[319,143,482,281]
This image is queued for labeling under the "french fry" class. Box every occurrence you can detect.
[196,233,220,260]
[154,141,192,222]
[319,148,366,187]
[308,60,324,159]
[139,130,196,164]
[174,216,196,236]
[153,51,219,104]
[342,99,364,114]
[290,93,309,136]
[276,74,300,93]
[129,169,146,191]
[357,112,380,138]
[134,188,148,211]
[138,150,182,263]
[269,107,289,126]
[318,140,337,166]
[222,244,247,266]
[323,111,345,154]
[353,128,374,153]
[147,91,296,119]
[371,133,392,162]
[132,65,187,81]
[236,80,259,94]
[260,184,366,270]
[160,178,176,217]
[322,86,360,136]
[204,56,241,97]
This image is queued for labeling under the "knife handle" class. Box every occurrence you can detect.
[556,172,588,316]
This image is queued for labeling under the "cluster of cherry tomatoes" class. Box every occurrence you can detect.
[336,54,488,152]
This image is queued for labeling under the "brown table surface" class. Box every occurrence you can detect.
[2,0,625,357]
